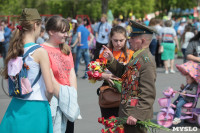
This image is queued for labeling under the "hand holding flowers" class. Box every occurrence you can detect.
[87,58,122,93]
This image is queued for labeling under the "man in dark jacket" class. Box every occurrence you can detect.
[102,20,157,133]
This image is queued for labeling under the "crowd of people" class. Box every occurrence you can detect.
[0,7,199,133]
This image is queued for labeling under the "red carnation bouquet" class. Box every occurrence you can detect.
[98,116,170,133]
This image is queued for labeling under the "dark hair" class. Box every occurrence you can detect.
[83,18,90,26]
[46,15,69,33]
[46,15,70,55]
[1,19,8,24]
[164,20,172,27]
[72,22,78,35]
[149,18,157,26]
[109,26,128,60]
[180,25,193,43]
[189,31,200,42]
[41,27,45,33]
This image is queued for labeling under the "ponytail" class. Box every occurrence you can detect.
[2,20,41,79]
[59,43,71,55]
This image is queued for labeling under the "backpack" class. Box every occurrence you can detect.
[7,44,42,98]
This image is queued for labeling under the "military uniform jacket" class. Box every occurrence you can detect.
[107,48,156,121]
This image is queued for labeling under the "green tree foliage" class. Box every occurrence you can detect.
[0,0,197,20]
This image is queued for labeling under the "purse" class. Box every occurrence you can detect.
[98,85,121,108]
[158,45,164,54]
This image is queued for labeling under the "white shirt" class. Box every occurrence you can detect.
[0,31,4,42]
[22,45,48,101]
[182,32,194,49]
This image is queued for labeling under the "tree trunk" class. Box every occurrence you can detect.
[101,0,108,14]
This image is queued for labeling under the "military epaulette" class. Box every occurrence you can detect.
[142,53,150,63]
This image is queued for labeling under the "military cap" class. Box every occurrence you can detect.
[19,8,41,21]
[129,20,157,37]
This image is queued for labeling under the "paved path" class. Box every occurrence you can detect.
[0,57,199,133]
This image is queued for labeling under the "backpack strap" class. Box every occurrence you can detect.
[23,44,42,87]
[23,44,41,60]
[31,69,41,87]
[98,22,102,34]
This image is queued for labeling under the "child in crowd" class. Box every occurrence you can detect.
[0,8,54,133]
[172,61,199,125]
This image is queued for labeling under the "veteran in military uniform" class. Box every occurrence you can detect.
[102,21,157,133]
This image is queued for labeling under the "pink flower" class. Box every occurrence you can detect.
[93,71,102,79]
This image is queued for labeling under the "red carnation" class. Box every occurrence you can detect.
[87,71,93,78]
[91,65,96,69]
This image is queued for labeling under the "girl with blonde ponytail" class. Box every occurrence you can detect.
[0,8,54,133]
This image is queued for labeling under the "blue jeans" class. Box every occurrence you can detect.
[181,48,186,63]
[173,95,187,118]
[1,42,9,60]
[75,48,90,76]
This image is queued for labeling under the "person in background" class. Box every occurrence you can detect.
[159,20,179,74]
[180,25,194,63]
[69,19,78,65]
[177,20,186,38]
[83,17,93,34]
[0,24,5,57]
[0,8,54,133]
[75,17,94,79]
[36,27,45,44]
[98,26,134,119]
[154,19,163,67]
[1,19,12,61]
[93,14,112,61]
[186,31,200,63]
[149,18,158,56]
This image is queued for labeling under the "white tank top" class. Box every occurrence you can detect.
[19,44,47,101]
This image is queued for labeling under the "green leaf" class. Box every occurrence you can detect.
[112,80,122,93]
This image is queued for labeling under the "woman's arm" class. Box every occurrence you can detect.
[71,38,78,47]
[69,68,77,90]
[33,48,54,101]
[88,33,94,47]
[174,36,179,50]
[187,54,200,62]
